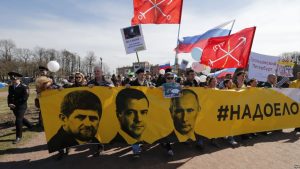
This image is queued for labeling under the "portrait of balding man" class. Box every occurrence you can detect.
[158,89,202,143]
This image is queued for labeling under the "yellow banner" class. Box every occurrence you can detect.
[40,87,300,152]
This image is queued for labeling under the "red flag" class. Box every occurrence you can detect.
[131,0,183,25]
[200,27,256,68]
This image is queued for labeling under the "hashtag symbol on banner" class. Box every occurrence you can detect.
[217,105,229,121]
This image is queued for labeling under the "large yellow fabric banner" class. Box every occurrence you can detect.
[40,87,299,152]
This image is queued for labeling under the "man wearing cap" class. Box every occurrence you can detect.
[125,68,153,157]
[128,68,154,87]
[38,66,49,77]
[7,72,33,144]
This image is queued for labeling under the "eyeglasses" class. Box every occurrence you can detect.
[166,77,174,80]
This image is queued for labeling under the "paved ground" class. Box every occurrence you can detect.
[1,129,300,169]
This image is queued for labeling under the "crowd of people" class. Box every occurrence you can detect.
[6,64,300,160]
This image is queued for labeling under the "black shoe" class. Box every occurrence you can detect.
[294,128,300,132]
[13,137,21,144]
[195,140,204,150]
[56,152,64,160]
[92,152,100,157]
[241,134,252,140]
[211,139,221,148]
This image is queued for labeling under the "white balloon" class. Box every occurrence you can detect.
[201,65,211,75]
[47,60,60,72]
[191,47,203,61]
[159,69,165,75]
[191,62,206,73]
[199,75,207,82]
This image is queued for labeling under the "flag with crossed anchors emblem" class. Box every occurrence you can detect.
[131,0,183,25]
[200,27,256,68]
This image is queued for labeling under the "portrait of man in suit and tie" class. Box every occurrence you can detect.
[112,88,149,144]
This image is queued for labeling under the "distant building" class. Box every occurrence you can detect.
[132,61,150,72]
[116,66,133,76]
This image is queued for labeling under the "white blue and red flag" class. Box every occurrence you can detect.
[175,20,235,53]
[208,68,237,78]
[159,62,171,70]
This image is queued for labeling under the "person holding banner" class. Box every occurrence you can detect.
[207,77,219,89]
[258,74,277,88]
[47,90,102,158]
[223,79,234,89]
[159,72,180,156]
[290,72,300,132]
[87,66,114,87]
[118,68,153,157]
[289,72,300,88]
[70,72,87,87]
[183,70,199,87]
[35,66,49,129]
[159,89,205,156]
[88,66,113,157]
[222,79,239,147]
[232,71,247,89]
[207,77,223,147]
[247,78,258,87]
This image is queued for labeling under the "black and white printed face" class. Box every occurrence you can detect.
[171,93,199,135]
[118,98,148,139]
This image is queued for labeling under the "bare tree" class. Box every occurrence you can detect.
[85,51,96,77]
[0,39,17,80]
[0,39,16,61]
[15,48,33,76]
[33,47,47,66]
[102,62,111,76]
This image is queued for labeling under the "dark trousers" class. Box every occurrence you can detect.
[12,105,32,138]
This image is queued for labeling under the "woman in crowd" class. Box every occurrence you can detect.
[233,71,247,89]
[72,72,87,87]
[247,78,258,87]
[222,78,239,147]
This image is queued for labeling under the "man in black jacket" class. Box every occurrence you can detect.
[7,72,33,144]
[47,90,102,153]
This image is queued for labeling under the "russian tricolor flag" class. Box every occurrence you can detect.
[176,20,235,53]
[159,62,171,70]
[208,68,237,78]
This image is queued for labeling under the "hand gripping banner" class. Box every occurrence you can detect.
[40,87,300,153]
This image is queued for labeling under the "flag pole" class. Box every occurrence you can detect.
[228,19,236,36]
[135,51,140,63]
[175,23,181,70]
[175,0,184,74]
